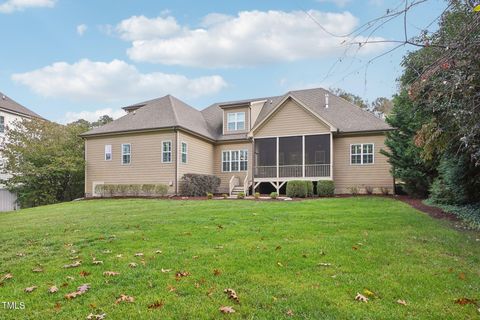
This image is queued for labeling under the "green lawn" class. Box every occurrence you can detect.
[0,198,479,319]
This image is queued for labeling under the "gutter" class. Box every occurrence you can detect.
[174,126,179,195]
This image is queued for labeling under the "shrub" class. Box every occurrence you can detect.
[129,184,141,196]
[254,192,260,200]
[179,174,220,196]
[270,192,278,199]
[94,184,105,197]
[118,184,129,196]
[237,192,245,199]
[317,181,335,197]
[154,184,168,196]
[104,184,118,197]
[141,184,156,196]
[305,181,314,197]
[207,192,213,199]
[286,180,308,198]
[380,187,390,196]
[222,193,228,199]
[348,185,359,196]
[365,186,374,195]
[425,199,480,230]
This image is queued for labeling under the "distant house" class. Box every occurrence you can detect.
[0,92,44,211]
[81,87,394,196]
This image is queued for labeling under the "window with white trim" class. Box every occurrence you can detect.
[0,116,4,134]
[104,144,112,161]
[181,142,187,164]
[226,112,245,131]
[351,143,374,165]
[121,143,131,165]
[222,150,248,172]
[162,141,172,163]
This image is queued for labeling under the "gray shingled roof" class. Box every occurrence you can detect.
[0,92,43,119]
[81,88,392,139]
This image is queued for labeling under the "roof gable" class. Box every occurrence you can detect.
[0,92,43,119]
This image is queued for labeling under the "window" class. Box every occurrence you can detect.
[104,144,112,161]
[226,112,245,131]
[181,142,187,164]
[0,116,4,134]
[162,141,172,163]
[222,150,248,172]
[121,144,131,165]
[351,143,374,165]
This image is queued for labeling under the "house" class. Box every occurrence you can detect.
[81,87,394,196]
[0,92,44,211]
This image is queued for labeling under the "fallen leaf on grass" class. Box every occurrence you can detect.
[352,246,359,250]
[155,250,162,254]
[102,250,111,254]
[286,309,294,316]
[454,298,477,305]
[64,261,82,269]
[80,271,91,277]
[16,252,26,257]
[116,254,123,258]
[147,300,164,309]
[103,271,120,277]
[49,286,59,293]
[61,282,69,288]
[69,256,79,260]
[65,284,90,300]
[92,260,103,265]
[86,313,106,320]
[66,276,75,281]
[213,269,222,276]
[458,272,466,280]
[219,306,235,314]
[115,294,134,304]
[129,263,137,268]
[167,285,176,292]
[318,263,332,267]
[54,302,61,311]
[175,271,190,279]
[224,288,239,303]
[161,268,171,273]
[134,253,144,257]
[355,293,368,303]
[32,267,44,273]
[1,273,13,281]
[397,299,407,306]
[25,286,37,293]
[277,262,284,267]
[363,289,376,298]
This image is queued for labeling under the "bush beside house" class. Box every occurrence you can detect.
[179,174,220,197]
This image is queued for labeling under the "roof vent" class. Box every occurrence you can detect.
[325,93,329,108]
[1,95,5,100]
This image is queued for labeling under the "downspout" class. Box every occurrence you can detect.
[251,136,255,194]
[174,127,179,195]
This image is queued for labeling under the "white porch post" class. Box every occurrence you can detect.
[276,137,279,180]
[302,135,305,178]
[330,132,333,179]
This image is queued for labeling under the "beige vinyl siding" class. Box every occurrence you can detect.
[177,131,215,178]
[213,141,253,194]
[223,107,249,135]
[255,98,331,137]
[85,131,176,195]
[333,134,393,194]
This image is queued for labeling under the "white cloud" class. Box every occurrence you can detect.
[116,15,181,41]
[0,0,55,13]
[119,10,386,68]
[316,0,351,8]
[76,24,87,36]
[61,108,126,124]
[12,59,227,102]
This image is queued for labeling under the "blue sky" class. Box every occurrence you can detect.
[0,0,445,123]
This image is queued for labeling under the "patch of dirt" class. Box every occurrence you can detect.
[396,196,459,221]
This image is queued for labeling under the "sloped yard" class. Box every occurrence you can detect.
[0,197,479,319]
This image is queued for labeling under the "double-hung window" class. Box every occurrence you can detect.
[121,143,131,165]
[104,144,112,161]
[227,112,245,131]
[0,116,4,134]
[181,142,187,164]
[222,150,248,172]
[350,143,374,165]
[162,141,172,163]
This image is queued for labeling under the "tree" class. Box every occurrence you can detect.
[329,88,369,109]
[92,115,113,127]
[371,97,394,115]
[381,90,437,197]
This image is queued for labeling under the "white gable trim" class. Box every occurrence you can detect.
[250,94,336,136]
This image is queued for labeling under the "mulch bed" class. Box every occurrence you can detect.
[396,195,459,221]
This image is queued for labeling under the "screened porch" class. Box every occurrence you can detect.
[253,134,332,180]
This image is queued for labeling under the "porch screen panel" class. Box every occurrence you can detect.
[305,134,330,177]
[254,138,276,178]
[279,136,302,177]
